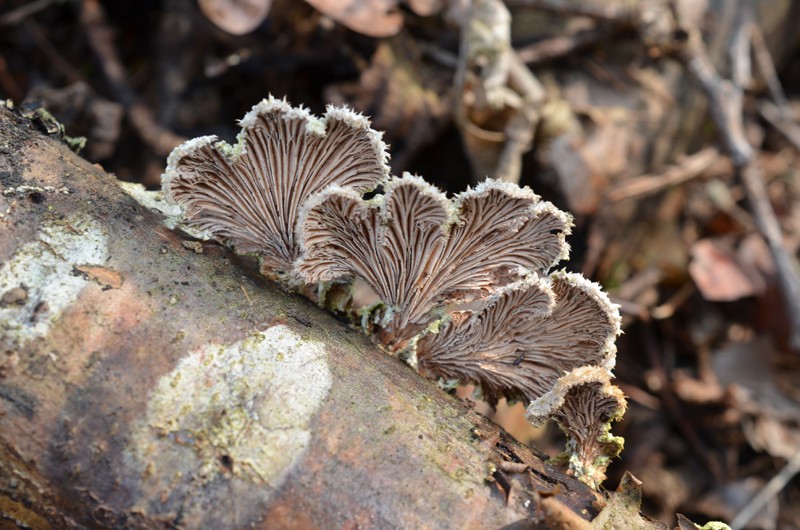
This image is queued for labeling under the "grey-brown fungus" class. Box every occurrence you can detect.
[415,271,621,405]
[163,96,389,283]
[526,366,627,489]
[297,174,572,349]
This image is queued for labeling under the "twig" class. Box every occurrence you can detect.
[0,0,64,27]
[678,37,752,165]
[492,52,545,183]
[758,101,800,152]
[729,447,800,530]
[651,283,695,320]
[25,19,83,84]
[674,25,800,350]
[750,19,800,166]
[750,23,789,110]
[641,323,725,481]
[606,147,720,202]
[517,26,614,65]
[79,0,185,157]
[453,0,546,184]
[507,0,639,25]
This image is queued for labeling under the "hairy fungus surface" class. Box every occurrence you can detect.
[297,174,571,348]
[416,271,621,405]
[163,96,390,279]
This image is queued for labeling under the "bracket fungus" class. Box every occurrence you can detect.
[163,96,390,282]
[297,174,571,349]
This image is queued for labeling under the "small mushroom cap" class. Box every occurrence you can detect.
[417,271,621,405]
[525,365,625,425]
[525,366,627,489]
[297,174,572,347]
[163,95,389,276]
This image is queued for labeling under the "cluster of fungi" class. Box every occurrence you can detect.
[163,96,626,488]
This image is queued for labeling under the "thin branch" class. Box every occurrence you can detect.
[758,101,800,152]
[730,447,800,530]
[678,37,752,165]
[750,23,789,110]
[674,27,800,350]
[25,19,83,84]
[606,147,721,202]
[453,0,546,184]
[517,26,615,65]
[0,0,64,27]
[642,323,725,481]
[491,52,546,183]
[750,21,800,151]
[507,0,640,25]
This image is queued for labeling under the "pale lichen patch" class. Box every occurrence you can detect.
[1,185,71,196]
[0,214,108,350]
[117,181,211,239]
[117,181,182,219]
[126,325,331,520]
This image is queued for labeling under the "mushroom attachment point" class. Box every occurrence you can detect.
[297,174,572,350]
[162,96,390,283]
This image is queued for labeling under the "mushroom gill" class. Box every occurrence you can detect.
[416,271,621,405]
[297,174,572,349]
[163,96,389,281]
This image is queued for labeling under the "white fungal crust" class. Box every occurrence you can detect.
[296,174,572,349]
[162,95,390,275]
[416,271,621,405]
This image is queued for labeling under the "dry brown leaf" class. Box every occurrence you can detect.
[198,0,272,35]
[689,238,765,302]
[75,265,124,289]
[712,337,800,459]
[304,0,403,37]
[590,473,669,530]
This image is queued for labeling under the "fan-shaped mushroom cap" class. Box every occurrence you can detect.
[163,96,389,280]
[526,365,627,489]
[416,271,621,405]
[297,174,572,348]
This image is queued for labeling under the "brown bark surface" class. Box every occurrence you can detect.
[0,107,598,529]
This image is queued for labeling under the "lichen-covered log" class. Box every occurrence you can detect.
[0,107,599,528]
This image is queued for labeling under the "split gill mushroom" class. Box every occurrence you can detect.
[161,96,627,490]
[415,271,624,487]
[527,365,627,489]
[162,96,390,284]
[414,271,619,400]
[296,174,572,350]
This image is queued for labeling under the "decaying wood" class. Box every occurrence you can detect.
[0,108,599,528]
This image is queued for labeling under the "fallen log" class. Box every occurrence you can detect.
[0,106,598,528]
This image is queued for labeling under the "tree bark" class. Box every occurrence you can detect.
[0,106,597,529]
